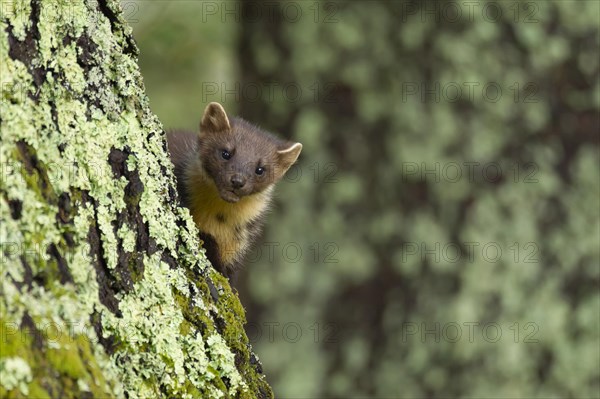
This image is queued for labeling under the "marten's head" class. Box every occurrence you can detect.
[198,102,302,203]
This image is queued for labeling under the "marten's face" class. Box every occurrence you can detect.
[198,103,302,204]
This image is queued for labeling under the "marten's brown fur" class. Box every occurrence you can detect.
[166,102,302,277]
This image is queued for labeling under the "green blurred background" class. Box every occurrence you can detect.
[125,1,599,397]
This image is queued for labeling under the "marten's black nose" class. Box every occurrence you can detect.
[231,175,246,189]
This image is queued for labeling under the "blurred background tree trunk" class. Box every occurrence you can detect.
[236,1,599,397]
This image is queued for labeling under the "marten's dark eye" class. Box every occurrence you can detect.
[255,166,265,176]
[221,150,231,160]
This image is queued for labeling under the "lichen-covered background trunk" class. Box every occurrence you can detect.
[234,2,600,397]
[233,2,599,397]
[0,1,271,398]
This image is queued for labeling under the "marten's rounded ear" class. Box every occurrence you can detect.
[200,102,231,133]
[277,142,302,173]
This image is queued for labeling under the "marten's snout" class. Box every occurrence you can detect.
[230,174,246,189]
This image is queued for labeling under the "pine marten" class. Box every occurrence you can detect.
[166,102,302,278]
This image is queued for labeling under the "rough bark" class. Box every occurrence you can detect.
[0,1,272,398]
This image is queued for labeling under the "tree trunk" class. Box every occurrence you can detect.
[237,1,599,397]
[0,1,272,398]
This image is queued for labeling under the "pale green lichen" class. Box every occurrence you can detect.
[2,0,31,41]
[117,224,136,253]
[0,357,32,395]
[207,334,248,395]
[101,250,249,397]
[1,0,270,397]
